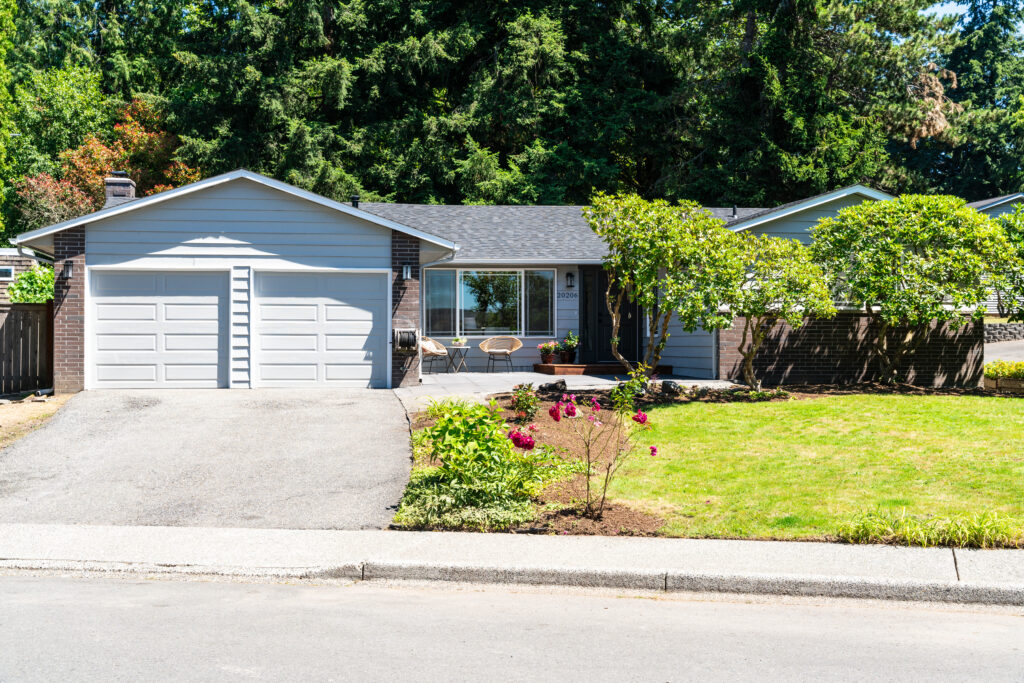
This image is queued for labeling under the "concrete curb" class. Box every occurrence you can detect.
[5,557,1023,606]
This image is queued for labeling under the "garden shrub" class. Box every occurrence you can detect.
[7,264,54,303]
[837,509,1020,548]
[395,399,575,530]
[984,360,1024,380]
[510,383,540,422]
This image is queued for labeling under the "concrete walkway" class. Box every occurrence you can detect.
[394,372,735,413]
[986,339,1024,362]
[1,524,1021,605]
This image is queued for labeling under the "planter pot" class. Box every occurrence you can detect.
[559,349,576,364]
[540,353,555,364]
[984,376,998,391]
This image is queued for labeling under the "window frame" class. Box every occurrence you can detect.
[0,267,13,281]
[424,267,557,338]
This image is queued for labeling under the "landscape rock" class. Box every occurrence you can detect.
[661,380,683,396]
[539,379,568,393]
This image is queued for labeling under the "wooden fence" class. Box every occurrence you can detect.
[0,302,53,394]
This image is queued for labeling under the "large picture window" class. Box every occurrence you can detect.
[424,269,556,337]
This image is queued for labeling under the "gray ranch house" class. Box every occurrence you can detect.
[19,170,967,393]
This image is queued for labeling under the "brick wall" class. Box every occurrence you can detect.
[718,313,984,388]
[53,228,85,393]
[391,233,421,387]
[0,252,39,304]
[984,322,1024,343]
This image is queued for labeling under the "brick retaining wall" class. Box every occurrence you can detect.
[984,322,1024,343]
[718,313,984,387]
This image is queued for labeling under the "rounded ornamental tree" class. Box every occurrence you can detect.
[811,195,1011,383]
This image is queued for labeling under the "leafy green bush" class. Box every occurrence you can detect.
[984,360,1024,380]
[837,509,1020,548]
[7,264,54,303]
[395,399,575,530]
[510,383,540,422]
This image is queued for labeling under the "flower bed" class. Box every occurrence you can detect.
[983,360,1024,393]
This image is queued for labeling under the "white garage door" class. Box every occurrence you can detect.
[253,272,388,388]
[89,271,229,388]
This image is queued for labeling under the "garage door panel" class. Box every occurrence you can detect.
[164,303,220,321]
[95,334,157,352]
[253,272,387,388]
[94,364,158,382]
[259,304,318,321]
[96,303,158,321]
[90,270,228,388]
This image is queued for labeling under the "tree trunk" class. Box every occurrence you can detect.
[738,316,771,390]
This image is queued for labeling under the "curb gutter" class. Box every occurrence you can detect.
[4,558,1022,606]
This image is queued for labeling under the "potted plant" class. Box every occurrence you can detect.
[558,331,580,364]
[537,341,558,364]
[451,336,468,347]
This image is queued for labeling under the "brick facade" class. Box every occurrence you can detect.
[391,233,421,387]
[718,313,984,388]
[53,228,86,393]
[0,251,39,304]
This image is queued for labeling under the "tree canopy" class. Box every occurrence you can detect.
[1,0,1021,244]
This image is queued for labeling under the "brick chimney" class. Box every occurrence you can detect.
[104,171,136,208]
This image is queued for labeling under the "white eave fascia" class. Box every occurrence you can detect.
[11,169,459,252]
[728,185,894,233]
[443,258,605,266]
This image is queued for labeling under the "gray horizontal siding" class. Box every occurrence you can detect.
[85,179,391,270]
[660,315,716,379]
[744,195,867,244]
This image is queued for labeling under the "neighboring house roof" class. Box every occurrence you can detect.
[11,169,458,255]
[359,203,765,263]
[725,184,893,231]
[967,193,1024,212]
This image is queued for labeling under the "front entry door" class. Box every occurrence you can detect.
[579,266,642,364]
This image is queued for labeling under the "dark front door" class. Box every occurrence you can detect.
[579,266,642,364]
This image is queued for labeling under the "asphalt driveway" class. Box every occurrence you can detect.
[986,339,1024,363]
[0,389,411,529]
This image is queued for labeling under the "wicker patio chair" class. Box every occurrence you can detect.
[420,336,450,373]
[479,336,522,372]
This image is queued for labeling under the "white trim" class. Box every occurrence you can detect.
[12,169,459,251]
[727,185,894,232]
[423,267,558,339]
[450,258,605,266]
[387,273,394,390]
[0,266,13,281]
[972,194,1024,212]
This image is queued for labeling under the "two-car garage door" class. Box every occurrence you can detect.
[89,270,388,388]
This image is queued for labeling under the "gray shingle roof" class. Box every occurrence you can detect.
[967,193,1024,210]
[360,203,763,262]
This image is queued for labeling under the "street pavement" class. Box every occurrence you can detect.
[2,574,1022,681]
[986,339,1024,362]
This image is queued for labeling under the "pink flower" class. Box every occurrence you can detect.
[564,402,577,418]
[632,410,648,425]
[549,403,562,422]
[508,429,535,450]
[650,446,658,457]
[527,423,539,432]
[590,397,601,412]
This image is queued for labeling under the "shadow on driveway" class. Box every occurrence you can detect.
[0,389,411,529]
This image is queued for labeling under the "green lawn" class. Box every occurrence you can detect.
[615,395,1024,539]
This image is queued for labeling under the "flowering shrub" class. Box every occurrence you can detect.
[558,330,580,351]
[985,360,1024,380]
[510,383,540,422]
[537,341,559,355]
[549,393,655,519]
[508,429,536,450]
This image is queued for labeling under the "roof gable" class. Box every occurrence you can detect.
[12,170,457,254]
[967,193,1024,212]
[725,185,893,232]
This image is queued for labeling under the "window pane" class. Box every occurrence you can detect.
[525,270,554,336]
[425,270,456,336]
[461,271,521,335]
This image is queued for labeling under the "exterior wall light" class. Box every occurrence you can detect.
[565,271,575,289]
